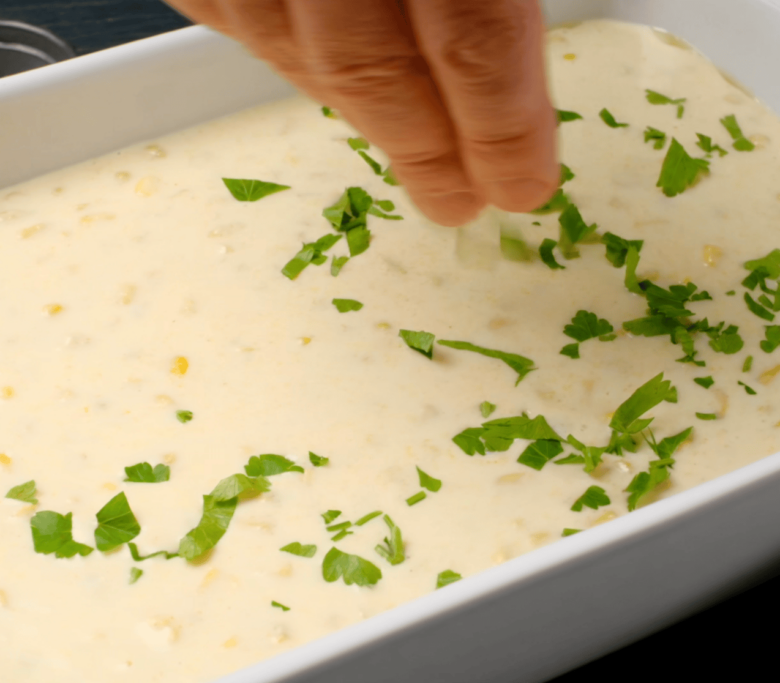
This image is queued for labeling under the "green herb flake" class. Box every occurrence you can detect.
[517,439,564,471]
[452,427,487,456]
[560,343,580,359]
[556,109,583,124]
[331,255,349,276]
[738,381,757,395]
[415,466,442,493]
[347,137,369,151]
[694,376,714,389]
[539,238,565,270]
[645,89,686,118]
[399,329,436,359]
[128,542,178,561]
[479,401,497,418]
[482,413,564,443]
[222,178,290,202]
[571,486,611,512]
[531,188,570,214]
[358,151,383,175]
[436,570,463,589]
[696,412,718,421]
[560,163,575,185]
[244,454,304,477]
[321,106,336,118]
[745,293,775,321]
[178,495,237,561]
[332,298,363,313]
[176,410,193,423]
[609,373,673,434]
[599,108,629,128]
[406,491,427,506]
[564,310,614,344]
[558,203,598,259]
[355,511,383,526]
[726,290,736,296]
[626,458,675,511]
[272,600,291,612]
[124,462,170,483]
[437,340,536,385]
[5,480,38,504]
[322,547,383,586]
[720,114,755,151]
[321,510,342,524]
[326,521,352,532]
[375,515,405,565]
[331,529,353,542]
[742,356,754,372]
[31,511,93,558]
[129,567,143,584]
[280,542,317,558]
[210,473,270,502]
[562,528,582,537]
[602,232,644,268]
[656,138,710,197]
[94,492,141,552]
[761,326,780,353]
[696,133,728,157]
[382,166,399,186]
[309,452,329,467]
[644,126,667,149]
[282,233,343,280]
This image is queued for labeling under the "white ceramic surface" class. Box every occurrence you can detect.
[2,2,780,681]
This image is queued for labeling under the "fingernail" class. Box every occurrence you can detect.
[487,178,556,213]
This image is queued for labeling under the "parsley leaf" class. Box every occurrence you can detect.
[222,178,290,202]
[694,376,714,389]
[399,329,436,358]
[571,486,611,512]
[332,298,363,313]
[558,203,598,259]
[331,255,349,276]
[539,238,565,270]
[645,427,692,459]
[482,414,564,442]
[280,542,317,558]
[272,600,290,611]
[480,401,497,418]
[375,515,405,565]
[656,138,710,197]
[322,547,382,586]
[31,511,94,558]
[178,495,238,561]
[211,473,270,501]
[321,106,336,118]
[346,226,371,256]
[644,126,667,149]
[645,89,686,118]
[517,439,564,470]
[602,232,644,268]
[176,410,193,423]
[5,480,37,504]
[129,567,143,584]
[347,137,369,151]
[761,326,780,353]
[437,340,536,385]
[599,108,628,128]
[624,245,643,294]
[309,452,329,467]
[745,292,775,321]
[356,511,382,526]
[738,381,757,395]
[436,570,463,589]
[94,492,141,552]
[696,412,718,420]
[500,234,537,263]
[282,233,343,280]
[124,462,170,483]
[358,151,382,175]
[245,454,303,476]
[720,114,755,151]
[745,250,780,279]
[609,373,673,434]
[531,188,570,214]
[562,528,582,537]
[128,542,178,561]
[416,466,442,492]
[743,356,754,372]
[322,510,341,524]
[560,163,575,184]
[706,322,745,354]
[556,109,583,124]
[563,435,608,473]
[382,166,399,186]
[564,310,614,342]
[560,343,580,359]
[696,133,728,157]
[452,427,487,456]
[406,491,427,506]
[626,457,675,511]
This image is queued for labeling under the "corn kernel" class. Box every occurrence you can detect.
[52,187,65,195]
[20,224,44,239]
[42,303,63,316]
[497,473,524,484]
[749,133,770,149]
[703,244,723,267]
[300,337,312,346]
[115,171,131,182]
[222,637,238,649]
[277,563,293,577]
[760,365,780,385]
[564,52,577,60]
[145,144,167,158]
[163,453,176,465]
[376,323,391,330]
[0,454,11,466]
[1,386,14,399]
[102,483,117,492]
[171,356,189,375]
[80,213,115,224]
[200,568,219,590]
[135,176,160,197]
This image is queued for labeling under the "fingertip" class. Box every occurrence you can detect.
[410,190,486,227]
[486,176,558,214]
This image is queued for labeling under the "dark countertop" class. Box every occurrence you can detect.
[0,0,777,680]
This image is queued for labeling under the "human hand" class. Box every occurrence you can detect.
[165,0,559,226]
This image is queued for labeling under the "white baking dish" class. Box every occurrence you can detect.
[2,1,780,681]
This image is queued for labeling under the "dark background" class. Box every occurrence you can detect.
[1,0,778,679]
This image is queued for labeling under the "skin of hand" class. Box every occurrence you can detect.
[164,0,559,226]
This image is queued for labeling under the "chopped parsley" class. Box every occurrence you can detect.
[539,238,565,270]
[696,412,718,420]
[609,373,674,435]
[282,233,343,280]
[272,600,291,611]
[176,410,193,423]
[571,486,610,512]
[436,570,463,588]
[244,454,304,476]
[309,452,329,467]
[560,163,575,184]
[517,439,564,470]
[599,108,628,128]
[601,232,644,268]
[453,413,564,457]
[321,106,336,118]
[556,109,583,124]
[720,114,755,151]
[644,126,667,149]
[94,492,141,552]
[562,528,582,537]
[646,427,692,459]
[222,178,290,202]
[211,473,270,501]
[626,458,674,511]
[375,515,405,565]
[347,137,369,151]
[326,521,352,532]
[531,188,570,214]
[559,435,608,473]
[355,511,382,526]
[128,542,178,561]
[645,89,686,118]
[358,151,382,175]
[500,234,537,262]
[694,376,714,389]
[416,466,442,492]
[178,495,237,561]
[624,245,642,294]
[738,381,757,395]
[761,326,780,353]
[5,480,37,504]
[696,133,728,157]
[331,529,352,542]
[743,356,754,372]
[406,491,427,506]
[332,298,363,313]
[322,547,382,586]
[129,567,143,584]
[399,329,436,358]
[705,322,745,355]
[560,310,615,359]
[331,255,349,276]
[744,293,775,321]
[558,203,598,259]
[124,462,170,483]
[321,510,342,524]
[280,542,317,558]
[382,166,399,186]
[31,511,93,558]
[656,138,709,197]
[437,340,536,385]
[480,401,497,418]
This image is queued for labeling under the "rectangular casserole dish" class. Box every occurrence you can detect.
[1,1,780,681]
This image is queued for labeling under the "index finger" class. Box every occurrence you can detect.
[407,0,558,213]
